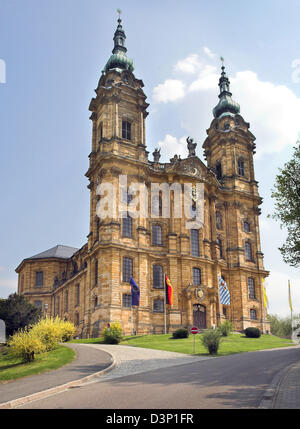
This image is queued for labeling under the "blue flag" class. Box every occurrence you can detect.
[218,275,230,305]
[130,277,140,307]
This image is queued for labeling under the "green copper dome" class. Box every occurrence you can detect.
[104,16,134,73]
[213,62,240,118]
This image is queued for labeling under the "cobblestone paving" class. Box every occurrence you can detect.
[273,361,300,409]
[76,344,213,382]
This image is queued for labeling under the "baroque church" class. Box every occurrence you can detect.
[16,16,270,336]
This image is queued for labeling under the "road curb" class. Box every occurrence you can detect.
[258,361,296,409]
[0,348,117,409]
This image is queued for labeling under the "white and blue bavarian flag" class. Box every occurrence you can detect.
[218,275,230,305]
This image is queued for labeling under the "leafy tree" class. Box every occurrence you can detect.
[269,142,300,267]
[0,293,42,338]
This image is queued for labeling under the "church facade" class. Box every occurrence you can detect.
[16,17,270,337]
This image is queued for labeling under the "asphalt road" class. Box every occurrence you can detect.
[20,347,300,409]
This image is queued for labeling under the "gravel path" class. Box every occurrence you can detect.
[75,343,213,382]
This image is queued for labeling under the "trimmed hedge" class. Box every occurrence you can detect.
[244,327,261,338]
[172,328,189,339]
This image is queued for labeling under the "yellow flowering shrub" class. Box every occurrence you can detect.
[103,321,123,344]
[9,329,46,362]
[30,317,75,351]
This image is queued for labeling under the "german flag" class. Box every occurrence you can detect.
[165,275,173,306]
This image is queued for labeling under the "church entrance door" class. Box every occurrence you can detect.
[193,304,206,329]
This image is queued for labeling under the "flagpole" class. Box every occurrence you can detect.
[164,273,167,334]
[289,280,293,330]
[131,304,133,336]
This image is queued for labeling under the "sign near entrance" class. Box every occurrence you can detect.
[190,326,199,335]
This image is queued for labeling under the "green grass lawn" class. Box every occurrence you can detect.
[72,333,294,356]
[0,344,75,382]
[121,333,294,356]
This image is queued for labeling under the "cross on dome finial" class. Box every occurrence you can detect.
[117,8,122,22]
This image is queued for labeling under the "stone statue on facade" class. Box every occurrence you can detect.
[153,148,161,163]
[187,136,197,157]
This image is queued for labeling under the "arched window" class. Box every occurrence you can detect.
[243,221,250,233]
[192,268,201,286]
[245,241,252,261]
[248,278,256,299]
[122,215,132,237]
[238,158,245,176]
[152,225,162,245]
[217,238,224,259]
[122,120,131,140]
[191,229,200,257]
[216,162,222,180]
[250,309,257,320]
[94,296,98,308]
[153,265,163,289]
[123,257,133,283]
[216,211,223,230]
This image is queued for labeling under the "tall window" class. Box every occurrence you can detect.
[75,313,79,326]
[75,284,80,306]
[94,260,98,285]
[122,216,132,237]
[217,238,224,259]
[191,229,199,257]
[65,290,69,312]
[35,271,44,287]
[248,278,256,299]
[96,218,100,241]
[56,296,60,315]
[216,211,223,230]
[123,257,133,283]
[193,268,201,286]
[238,158,245,176]
[245,241,252,261]
[216,162,222,180]
[122,294,131,308]
[151,194,162,217]
[243,221,250,233]
[122,121,131,140]
[153,265,163,289]
[153,299,164,313]
[94,296,98,308]
[34,300,42,310]
[152,225,162,245]
[250,309,257,320]
[98,122,103,142]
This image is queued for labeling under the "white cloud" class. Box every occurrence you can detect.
[174,54,202,74]
[153,53,300,157]
[203,47,215,58]
[188,65,218,92]
[152,79,186,103]
[0,277,17,298]
[157,134,188,161]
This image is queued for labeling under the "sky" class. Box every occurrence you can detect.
[0,0,299,317]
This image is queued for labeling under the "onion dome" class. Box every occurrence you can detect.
[213,58,240,118]
[104,12,134,73]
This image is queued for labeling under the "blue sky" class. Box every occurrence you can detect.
[0,0,299,317]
